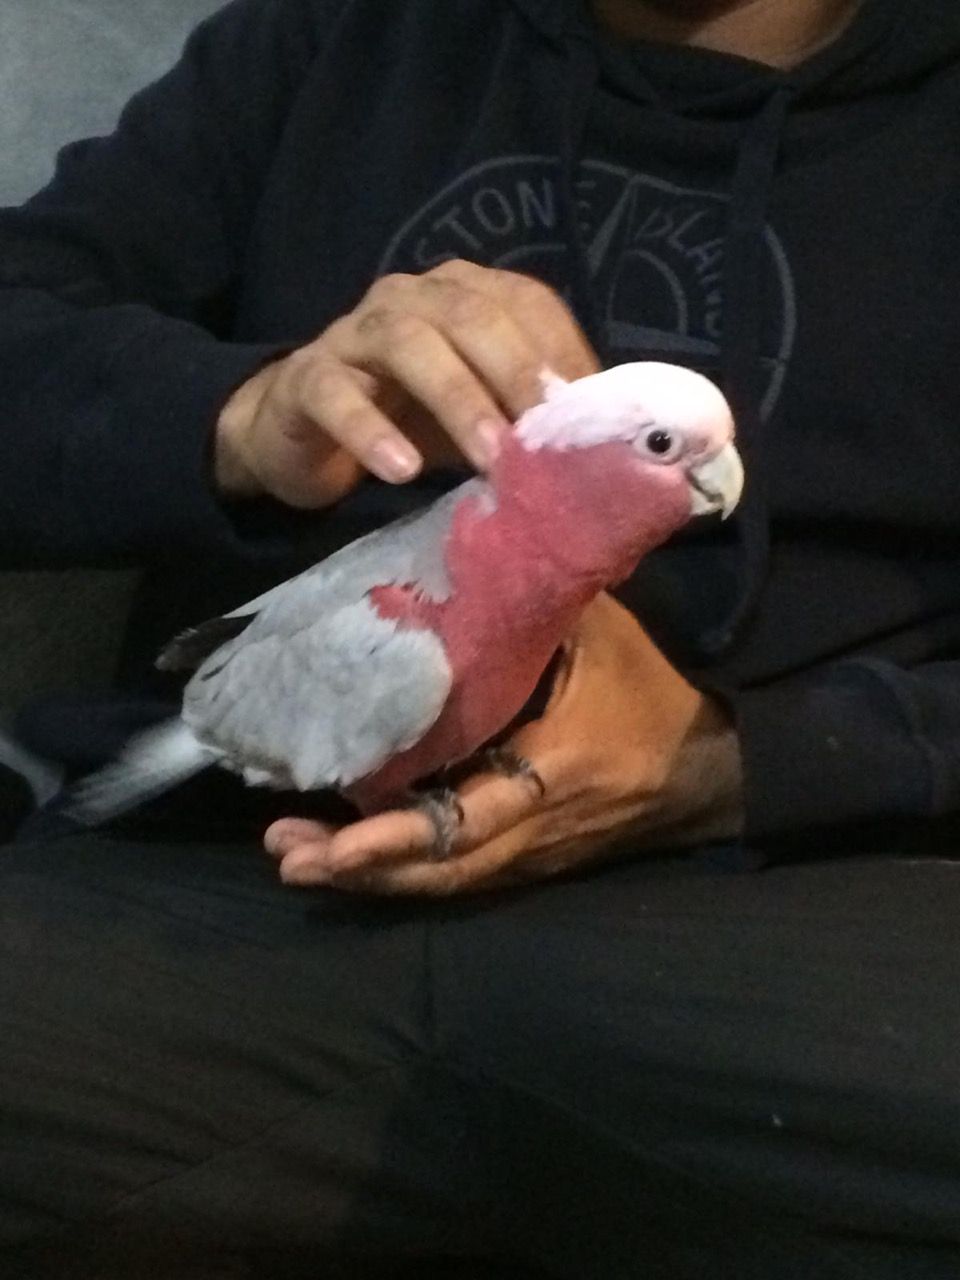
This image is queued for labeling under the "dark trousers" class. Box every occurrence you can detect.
[2,834,960,1279]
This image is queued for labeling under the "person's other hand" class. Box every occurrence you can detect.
[264,594,745,895]
[214,260,598,508]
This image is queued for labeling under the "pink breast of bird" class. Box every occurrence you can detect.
[344,431,692,812]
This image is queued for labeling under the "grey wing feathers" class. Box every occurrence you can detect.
[157,477,485,670]
[176,481,486,791]
[222,477,488,631]
[157,613,256,673]
[184,597,451,792]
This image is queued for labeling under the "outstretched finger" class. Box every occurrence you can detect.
[264,817,336,860]
[287,349,424,484]
[326,300,531,471]
[276,749,552,886]
[348,311,511,471]
[322,819,544,896]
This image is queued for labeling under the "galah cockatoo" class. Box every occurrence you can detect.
[71,362,743,843]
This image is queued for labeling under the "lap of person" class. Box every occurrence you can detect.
[2,833,960,1277]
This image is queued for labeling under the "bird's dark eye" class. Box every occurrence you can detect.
[642,427,681,460]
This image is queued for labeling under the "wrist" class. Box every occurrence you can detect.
[214,370,270,499]
[657,697,745,847]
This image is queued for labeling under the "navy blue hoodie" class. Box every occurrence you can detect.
[3,0,960,856]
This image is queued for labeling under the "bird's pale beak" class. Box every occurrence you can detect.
[687,442,744,520]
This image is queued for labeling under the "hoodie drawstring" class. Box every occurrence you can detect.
[702,85,794,656]
[559,33,608,362]
[557,24,793,660]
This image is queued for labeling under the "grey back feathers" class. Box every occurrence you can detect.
[69,481,486,824]
[158,480,481,673]
[185,600,451,792]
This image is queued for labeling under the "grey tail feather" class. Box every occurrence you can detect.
[66,719,214,827]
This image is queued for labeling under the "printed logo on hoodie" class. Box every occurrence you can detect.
[380,155,796,419]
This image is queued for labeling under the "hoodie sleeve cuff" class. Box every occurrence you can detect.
[61,326,292,561]
[731,660,932,844]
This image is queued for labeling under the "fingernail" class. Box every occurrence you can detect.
[369,438,421,483]
[265,822,325,857]
[280,858,329,887]
[473,419,505,469]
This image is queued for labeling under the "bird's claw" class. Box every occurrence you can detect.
[414,788,465,861]
[413,750,543,860]
[481,747,546,797]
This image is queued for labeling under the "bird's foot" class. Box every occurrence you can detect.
[480,746,546,797]
[412,750,543,861]
[412,787,465,862]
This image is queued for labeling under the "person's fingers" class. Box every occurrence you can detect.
[263,817,336,859]
[220,263,599,506]
[487,268,599,380]
[277,744,552,887]
[322,265,598,469]
[416,271,565,416]
[325,274,543,466]
[327,305,510,471]
[322,825,537,896]
[280,809,541,895]
[434,261,598,381]
[280,346,424,484]
[278,808,429,885]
